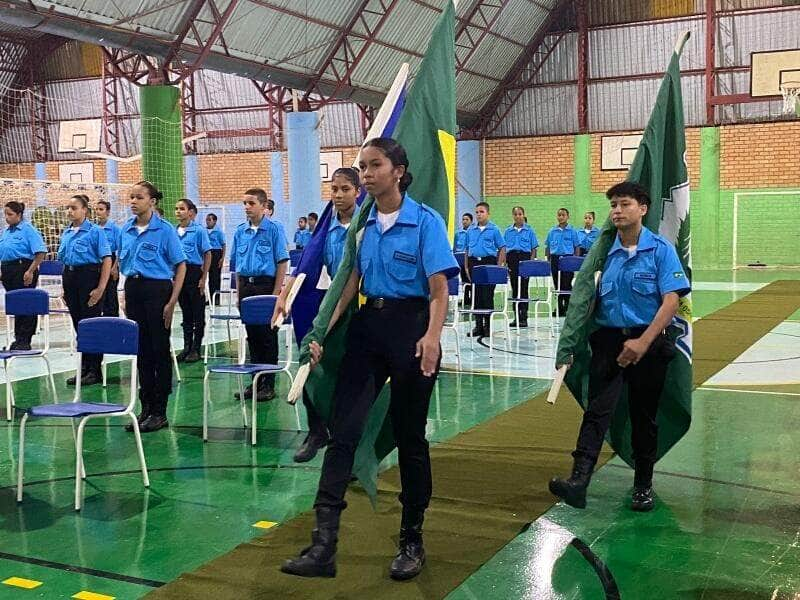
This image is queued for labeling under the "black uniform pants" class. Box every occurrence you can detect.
[208,249,223,305]
[102,254,119,317]
[550,254,573,316]
[125,278,174,416]
[315,300,438,514]
[179,264,205,348]
[507,250,529,321]
[574,327,676,469]
[238,276,278,389]
[467,255,498,330]
[1,258,39,345]
[63,265,103,376]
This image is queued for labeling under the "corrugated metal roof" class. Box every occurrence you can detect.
[494,83,578,136]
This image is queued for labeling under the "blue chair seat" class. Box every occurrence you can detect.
[0,349,43,359]
[208,363,282,375]
[28,402,127,418]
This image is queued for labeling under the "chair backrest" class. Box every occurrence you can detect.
[289,249,303,266]
[240,295,277,326]
[230,272,237,290]
[518,260,551,278]
[453,252,466,269]
[5,288,49,316]
[472,265,508,285]
[39,260,64,276]
[447,277,460,296]
[558,256,585,274]
[77,317,139,356]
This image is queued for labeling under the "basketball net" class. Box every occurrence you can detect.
[780,83,800,117]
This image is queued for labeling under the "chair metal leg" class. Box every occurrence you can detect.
[172,343,182,383]
[251,374,259,446]
[16,413,28,502]
[42,356,58,401]
[75,417,88,511]
[202,370,211,441]
[130,414,150,488]
[454,326,461,368]
[4,360,11,422]
[102,361,107,388]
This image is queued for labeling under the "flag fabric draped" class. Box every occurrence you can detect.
[297,0,457,503]
[556,35,693,466]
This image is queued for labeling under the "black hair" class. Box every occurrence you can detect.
[362,137,413,193]
[332,166,361,188]
[70,194,90,209]
[96,200,111,211]
[154,206,164,217]
[558,207,570,216]
[606,181,651,207]
[5,201,25,216]
[244,188,268,205]
[298,216,307,224]
[512,206,526,215]
[462,212,473,221]
[177,198,198,213]
[266,198,275,212]
[476,201,490,211]
[585,211,596,219]
[308,212,319,221]
[135,181,163,201]
[207,212,217,221]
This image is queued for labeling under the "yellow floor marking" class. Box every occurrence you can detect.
[252,520,278,529]
[73,592,115,600]
[2,577,43,589]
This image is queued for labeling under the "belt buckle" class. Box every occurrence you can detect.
[374,297,385,309]
[248,276,255,283]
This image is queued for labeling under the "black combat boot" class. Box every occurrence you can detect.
[390,510,426,581]
[281,507,340,578]
[548,455,595,509]
[631,460,655,512]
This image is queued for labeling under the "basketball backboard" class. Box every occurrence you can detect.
[751,49,800,97]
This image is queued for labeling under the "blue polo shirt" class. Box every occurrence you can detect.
[578,226,600,252]
[207,228,225,250]
[119,213,186,280]
[232,217,289,277]
[595,227,690,328]
[294,228,312,249]
[178,222,211,266]
[358,195,459,299]
[546,224,579,256]
[324,207,359,278]
[466,222,505,258]
[504,224,539,253]
[58,220,111,266]
[98,221,121,255]
[453,229,468,253]
[0,221,46,261]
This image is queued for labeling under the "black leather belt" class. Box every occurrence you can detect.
[365,297,428,310]
[1,258,32,266]
[65,264,101,272]
[240,275,273,285]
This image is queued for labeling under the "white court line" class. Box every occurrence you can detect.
[699,386,800,397]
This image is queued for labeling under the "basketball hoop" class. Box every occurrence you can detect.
[780,82,800,116]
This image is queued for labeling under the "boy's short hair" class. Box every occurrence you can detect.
[476,202,490,211]
[244,188,269,205]
[463,212,473,221]
[606,181,651,207]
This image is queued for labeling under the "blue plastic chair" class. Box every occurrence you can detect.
[203,295,299,445]
[205,271,240,363]
[16,317,149,511]
[3,289,57,421]
[458,265,511,357]
[557,256,585,300]
[441,277,461,368]
[510,260,555,337]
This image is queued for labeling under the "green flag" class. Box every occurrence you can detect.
[556,33,693,467]
[299,1,457,503]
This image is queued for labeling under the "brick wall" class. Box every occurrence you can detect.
[484,135,574,196]
[198,152,270,203]
[720,121,800,189]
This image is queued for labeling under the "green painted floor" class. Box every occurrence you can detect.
[0,271,798,599]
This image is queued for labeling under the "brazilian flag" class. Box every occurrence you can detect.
[298,1,457,503]
[556,33,693,466]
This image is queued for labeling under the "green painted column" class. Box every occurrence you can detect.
[698,127,721,269]
[574,134,592,217]
[140,85,184,223]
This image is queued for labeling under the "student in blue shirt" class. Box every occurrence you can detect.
[294,217,312,250]
[175,199,211,363]
[504,206,539,328]
[545,208,580,316]
[550,182,690,513]
[119,181,187,433]
[465,202,506,337]
[452,212,471,253]
[282,138,458,582]
[205,213,226,306]
[58,194,112,386]
[577,211,600,256]
[273,167,360,464]
[307,211,318,234]
[265,198,289,251]
[232,188,289,402]
[94,200,122,317]
[0,201,47,350]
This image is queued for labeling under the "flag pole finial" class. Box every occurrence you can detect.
[674,31,691,56]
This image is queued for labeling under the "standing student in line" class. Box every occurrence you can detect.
[577,211,600,256]
[545,208,580,317]
[294,217,312,250]
[59,195,112,386]
[205,213,226,305]
[453,212,472,305]
[94,200,121,317]
[265,198,289,251]
[465,202,506,337]
[504,206,538,328]
[273,167,360,463]
[175,199,211,363]
[232,188,289,402]
[308,212,319,234]
[0,201,46,351]
[119,181,186,433]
